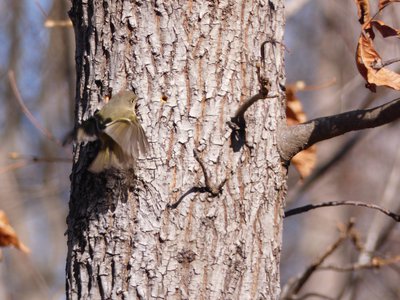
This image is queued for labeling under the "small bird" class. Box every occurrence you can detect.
[77,91,149,173]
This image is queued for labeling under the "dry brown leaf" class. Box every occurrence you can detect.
[354,0,371,24]
[286,84,317,179]
[0,210,30,254]
[379,0,400,10]
[291,146,317,179]
[371,20,400,37]
[356,28,400,91]
[354,0,400,91]
[286,89,307,125]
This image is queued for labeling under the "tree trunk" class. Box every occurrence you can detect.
[66,1,286,299]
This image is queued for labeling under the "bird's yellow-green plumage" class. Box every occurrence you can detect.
[77,91,149,173]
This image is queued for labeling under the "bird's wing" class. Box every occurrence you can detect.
[88,137,134,173]
[103,119,149,158]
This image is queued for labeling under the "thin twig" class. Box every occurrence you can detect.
[281,221,354,299]
[349,227,364,253]
[227,42,280,152]
[34,0,48,18]
[167,187,204,209]
[9,153,70,163]
[230,71,273,123]
[0,161,30,174]
[8,70,63,146]
[0,154,70,175]
[284,200,400,222]
[260,39,288,64]
[320,255,400,272]
[371,58,400,70]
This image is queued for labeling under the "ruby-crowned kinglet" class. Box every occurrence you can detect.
[77,91,149,173]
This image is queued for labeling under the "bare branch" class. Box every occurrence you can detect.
[0,153,70,175]
[8,70,63,146]
[34,0,48,18]
[281,221,354,299]
[167,187,204,209]
[0,160,29,174]
[287,93,379,204]
[279,96,400,160]
[284,200,400,222]
[9,152,70,163]
[320,255,400,272]
[230,93,268,124]
[371,57,400,70]
[227,63,277,152]
[229,74,273,127]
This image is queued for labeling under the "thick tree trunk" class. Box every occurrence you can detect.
[66,1,286,299]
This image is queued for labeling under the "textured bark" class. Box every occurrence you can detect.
[67,1,286,299]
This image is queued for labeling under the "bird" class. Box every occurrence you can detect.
[76,91,149,173]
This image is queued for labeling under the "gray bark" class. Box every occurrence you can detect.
[66,1,286,299]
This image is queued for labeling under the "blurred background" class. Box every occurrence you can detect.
[0,0,399,299]
[0,0,73,299]
[283,0,400,299]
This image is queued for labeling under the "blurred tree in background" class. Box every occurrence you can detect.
[1,0,400,299]
[0,0,73,298]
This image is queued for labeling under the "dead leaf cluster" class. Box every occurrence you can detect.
[355,0,400,91]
